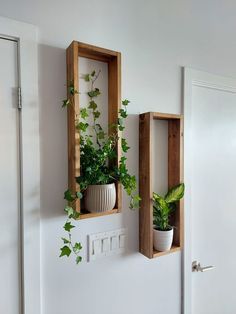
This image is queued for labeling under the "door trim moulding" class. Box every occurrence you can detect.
[0,16,40,314]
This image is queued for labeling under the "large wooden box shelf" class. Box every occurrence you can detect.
[139,112,184,258]
[66,41,121,219]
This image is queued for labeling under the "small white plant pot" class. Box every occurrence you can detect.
[153,228,174,252]
[84,183,116,213]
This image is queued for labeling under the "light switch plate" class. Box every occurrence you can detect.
[88,228,126,261]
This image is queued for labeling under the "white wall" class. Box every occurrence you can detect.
[1,1,236,313]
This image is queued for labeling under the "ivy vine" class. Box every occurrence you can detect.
[60,70,140,264]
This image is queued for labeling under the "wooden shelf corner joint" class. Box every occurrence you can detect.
[66,41,122,218]
[139,112,184,258]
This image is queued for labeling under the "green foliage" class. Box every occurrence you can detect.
[75,69,140,206]
[63,221,75,232]
[64,189,75,202]
[69,84,78,96]
[88,88,101,98]
[60,69,140,264]
[62,82,79,108]
[80,108,89,119]
[121,138,130,153]
[76,256,82,264]
[62,99,70,108]
[165,183,185,203]
[153,183,185,231]
[60,245,71,257]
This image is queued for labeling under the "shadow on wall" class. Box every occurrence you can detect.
[38,44,68,219]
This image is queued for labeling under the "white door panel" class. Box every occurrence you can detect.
[0,38,20,314]
[192,85,236,314]
[184,69,236,314]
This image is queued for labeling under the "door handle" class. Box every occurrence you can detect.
[192,260,215,272]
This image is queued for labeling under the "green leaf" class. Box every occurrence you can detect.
[80,108,89,119]
[61,237,70,244]
[88,88,101,98]
[122,99,130,106]
[129,194,141,209]
[118,118,125,131]
[64,189,75,202]
[98,131,105,139]
[73,242,82,253]
[76,256,82,264]
[120,156,127,163]
[88,101,97,110]
[153,192,162,202]
[59,245,71,257]
[118,118,124,126]
[62,99,70,108]
[69,85,78,95]
[91,70,96,77]
[164,183,185,203]
[94,111,100,119]
[76,191,83,199]
[77,122,89,132]
[121,138,130,153]
[119,108,128,118]
[153,193,170,215]
[72,211,80,220]
[84,74,90,82]
[63,222,75,232]
[64,206,74,218]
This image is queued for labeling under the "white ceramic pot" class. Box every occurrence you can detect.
[84,183,116,213]
[153,228,173,252]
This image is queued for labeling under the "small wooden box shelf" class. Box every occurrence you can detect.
[139,112,184,258]
[66,41,121,219]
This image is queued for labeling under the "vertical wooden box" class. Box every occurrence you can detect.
[139,112,184,258]
[66,41,121,219]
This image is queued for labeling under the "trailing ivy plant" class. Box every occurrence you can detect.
[153,183,185,231]
[60,70,140,264]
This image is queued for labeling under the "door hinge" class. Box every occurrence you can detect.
[18,87,22,109]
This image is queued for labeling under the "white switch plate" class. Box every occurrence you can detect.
[88,228,126,261]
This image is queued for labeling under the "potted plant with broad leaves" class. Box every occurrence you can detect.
[59,70,140,264]
[153,183,184,252]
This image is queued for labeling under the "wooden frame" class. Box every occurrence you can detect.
[66,41,121,219]
[139,112,184,258]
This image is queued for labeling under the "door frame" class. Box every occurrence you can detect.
[183,68,236,314]
[0,16,40,314]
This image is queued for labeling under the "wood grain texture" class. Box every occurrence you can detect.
[66,41,80,212]
[77,41,119,62]
[139,112,184,259]
[139,112,153,258]
[153,245,181,258]
[78,208,118,220]
[153,112,182,120]
[168,117,184,247]
[66,41,122,218]
[108,53,122,211]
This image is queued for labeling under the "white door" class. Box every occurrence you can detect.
[184,69,236,314]
[0,37,21,313]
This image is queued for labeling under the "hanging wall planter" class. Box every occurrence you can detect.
[59,41,140,264]
[139,112,184,258]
